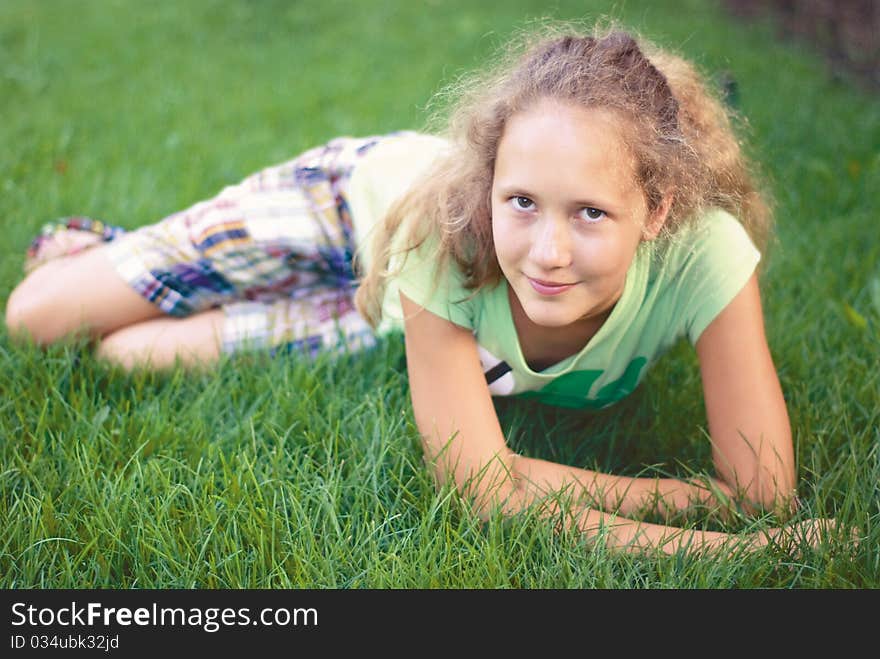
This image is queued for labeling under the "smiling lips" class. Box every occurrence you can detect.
[527,276,576,296]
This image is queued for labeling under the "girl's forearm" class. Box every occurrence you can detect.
[513,454,737,520]
[572,506,756,556]
[499,471,755,556]
[491,475,845,557]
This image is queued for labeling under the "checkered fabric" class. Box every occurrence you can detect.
[36,134,400,357]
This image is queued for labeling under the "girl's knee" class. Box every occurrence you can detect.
[5,285,34,339]
[4,277,78,345]
[7,247,164,346]
[96,328,162,370]
[97,313,224,371]
[95,323,174,371]
[95,329,154,370]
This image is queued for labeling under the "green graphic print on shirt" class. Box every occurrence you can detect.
[512,357,648,409]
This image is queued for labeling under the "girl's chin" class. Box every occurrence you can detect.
[519,302,587,328]
[510,280,611,328]
[519,294,615,330]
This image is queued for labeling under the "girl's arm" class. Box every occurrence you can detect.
[400,291,787,555]
[695,273,796,514]
[400,291,520,518]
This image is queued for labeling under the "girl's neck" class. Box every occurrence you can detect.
[507,287,612,372]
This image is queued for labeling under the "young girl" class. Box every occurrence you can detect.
[5,27,837,555]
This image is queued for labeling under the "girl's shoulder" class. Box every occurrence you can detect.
[347,131,450,252]
[354,131,450,173]
[650,207,761,344]
[347,131,450,210]
[658,208,759,273]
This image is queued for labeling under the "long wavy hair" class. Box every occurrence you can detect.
[354,23,772,328]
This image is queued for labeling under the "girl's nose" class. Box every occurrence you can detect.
[530,215,572,269]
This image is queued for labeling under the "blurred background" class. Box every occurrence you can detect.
[723,0,879,90]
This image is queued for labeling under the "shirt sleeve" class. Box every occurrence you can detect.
[680,209,762,344]
[383,235,477,331]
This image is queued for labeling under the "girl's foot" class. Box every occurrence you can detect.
[25,217,124,273]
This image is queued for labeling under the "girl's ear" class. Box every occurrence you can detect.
[642,191,673,240]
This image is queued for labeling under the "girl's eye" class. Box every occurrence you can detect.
[511,196,534,211]
[579,207,606,223]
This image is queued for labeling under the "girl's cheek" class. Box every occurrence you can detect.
[576,234,627,274]
[493,235,518,267]
[492,214,525,257]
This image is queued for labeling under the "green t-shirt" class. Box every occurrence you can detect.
[347,132,761,409]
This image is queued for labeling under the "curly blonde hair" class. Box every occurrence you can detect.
[354,23,771,328]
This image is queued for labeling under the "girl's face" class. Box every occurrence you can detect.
[491,98,666,336]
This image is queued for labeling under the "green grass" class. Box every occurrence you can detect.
[1,0,878,588]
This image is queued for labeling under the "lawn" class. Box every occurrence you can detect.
[1,0,878,588]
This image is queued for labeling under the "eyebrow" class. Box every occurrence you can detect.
[495,184,619,212]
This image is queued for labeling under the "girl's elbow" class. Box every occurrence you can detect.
[470,481,525,523]
[761,481,799,518]
[725,470,798,518]
[426,457,524,523]
[758,461,798,515]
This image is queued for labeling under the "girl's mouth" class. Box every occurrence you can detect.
[527,276,575,296]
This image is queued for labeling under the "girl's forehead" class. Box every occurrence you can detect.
[495,100,641,199]
[504,101,633,160]
[511,97,624,128]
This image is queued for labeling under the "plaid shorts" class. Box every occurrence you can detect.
[99,134,400,357]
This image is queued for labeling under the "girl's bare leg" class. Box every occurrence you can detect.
[6,243,226,370]
[96,309,225,370]
[5,244,163,344]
